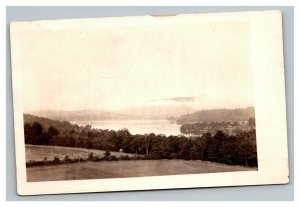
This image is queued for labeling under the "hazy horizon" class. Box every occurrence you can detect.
[24,105,255,121]
[24,104,255,114]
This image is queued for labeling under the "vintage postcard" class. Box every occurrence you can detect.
[10,10,289,195]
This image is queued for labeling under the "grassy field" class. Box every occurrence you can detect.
[25,145,131,162]
[26,145,256,182]
[27,159,256,182]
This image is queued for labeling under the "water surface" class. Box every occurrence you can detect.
[71,119,181,136]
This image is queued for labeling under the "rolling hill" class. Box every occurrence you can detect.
[25,110,133,121]
[177,107,255,123]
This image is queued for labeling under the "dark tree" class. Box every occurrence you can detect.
[248,117,256,127]
[23,114,257,167]
[47,126,59,137]
[24,123,34,144]
[203,131,225,162]
[104,150,111,158]
[24,122,47,145]
[31,122,44,135]
[189,144,201,160]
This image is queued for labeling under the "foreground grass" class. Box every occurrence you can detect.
[27,159,256,182]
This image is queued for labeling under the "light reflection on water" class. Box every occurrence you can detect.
[70,120,181,136]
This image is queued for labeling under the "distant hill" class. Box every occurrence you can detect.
[177,107,255,123]
[26,110,134,121]
[26,105,195,121]
[23,114,76,132]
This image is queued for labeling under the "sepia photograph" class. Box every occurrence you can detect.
[10,10,289,195]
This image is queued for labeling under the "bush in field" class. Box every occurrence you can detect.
[136,155,146,160]
[147,153,161,160]
[64,155,71,162]
[79,157,87,162]
[72,158,80,163]
[141,154,152,160]
[88,152,95,161]
[26,160,35,167]
[53,156,60,164]
[94,155,102,161]
[104,150,111,158]
[119,155,130,160]
[26,160,48,167]
[109,155,119,161]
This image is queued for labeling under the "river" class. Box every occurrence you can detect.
[70,119,181,136]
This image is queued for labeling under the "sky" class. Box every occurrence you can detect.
[16,15,254,113]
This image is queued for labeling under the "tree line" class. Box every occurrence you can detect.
[180,117,255,136]
[24,114,257,167]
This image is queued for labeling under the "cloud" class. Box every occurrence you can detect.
[151,96,196,103]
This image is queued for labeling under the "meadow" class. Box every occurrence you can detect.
[26,145,255,182]
[25,144,130,162]
[27,159,254,182]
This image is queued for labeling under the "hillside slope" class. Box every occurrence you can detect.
[177,107,255,123]
[26,110,133,121]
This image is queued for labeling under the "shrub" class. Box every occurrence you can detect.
[109,155,119,161]
[88,152,95,161]
[72,158,80,163]
[26,160,48,167]
[119,155,130,160]
[79,157,87,162]
[136,155,146,160]
[64,155,71,162]
[104,150,111,158]
[53,156,60,164]
[142,154,154,160]
[92,155,102,161]
[26,160,35,167]
[130,155,138,160]
[147,154,160,160]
